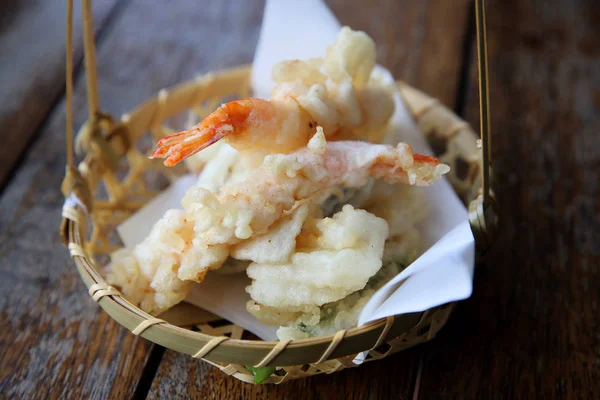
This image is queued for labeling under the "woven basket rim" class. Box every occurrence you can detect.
[66,215,423,365]
[62,64,475,367]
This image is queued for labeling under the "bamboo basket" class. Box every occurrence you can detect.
[60,0,496,385]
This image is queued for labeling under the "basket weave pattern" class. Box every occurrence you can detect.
[61,66,479,383]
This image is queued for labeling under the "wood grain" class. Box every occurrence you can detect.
[326,0,471,110]
[418,0,600,398]
[0,0,183,397]
[148,347,422,400]
[0,0,263,398]
[0,0,119,189]
[11,0,598,398]
[144,0,471,398]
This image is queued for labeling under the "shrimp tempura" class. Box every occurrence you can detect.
[151,27,395,167]
[109,130,449,314]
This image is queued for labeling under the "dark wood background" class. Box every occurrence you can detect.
[0,0,598,398]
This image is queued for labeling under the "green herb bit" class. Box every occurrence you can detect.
[245,365,276,384]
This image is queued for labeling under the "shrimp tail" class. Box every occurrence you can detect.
[151,99,258,166]
[151,124,230,166]
[413,154,442,165]
[366,143,449,186]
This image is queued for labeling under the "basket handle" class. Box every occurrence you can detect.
[81,0,101,120]
[62,0,90,208]
[469,0,498,258]
[65,0,100,170]
[62,0,120,212]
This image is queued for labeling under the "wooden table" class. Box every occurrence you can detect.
[1,1,598,398]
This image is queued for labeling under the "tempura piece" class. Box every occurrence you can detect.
[194,143,247,192]
[324,26,376,86]
[176,131,446,281]
[231,204,310,264]
[363,182,429,236]
[245,185,429,338]
[246,205,388,310]
[267,259,404,341]
[109,131,448,314]
[107,209,193,314]
[151,27,395,167]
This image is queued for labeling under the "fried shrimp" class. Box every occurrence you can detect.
[109,27,451,321]
[151,96,320,167]
[109,130,448,314]
[151,27,395,167]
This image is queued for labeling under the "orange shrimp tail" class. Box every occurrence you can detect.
[413,153,442,166]
[150,100,255,166]
[370,148,446,186]
[150,126,227,166]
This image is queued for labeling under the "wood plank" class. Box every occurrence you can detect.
[418,0,600,398]
[0,1,159,399]
[0,0,471,397]
[0,0,119,188]
[326,0,471,110]
[142,0,471,398]
[149,347,422,399]
[0,0,265,398]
